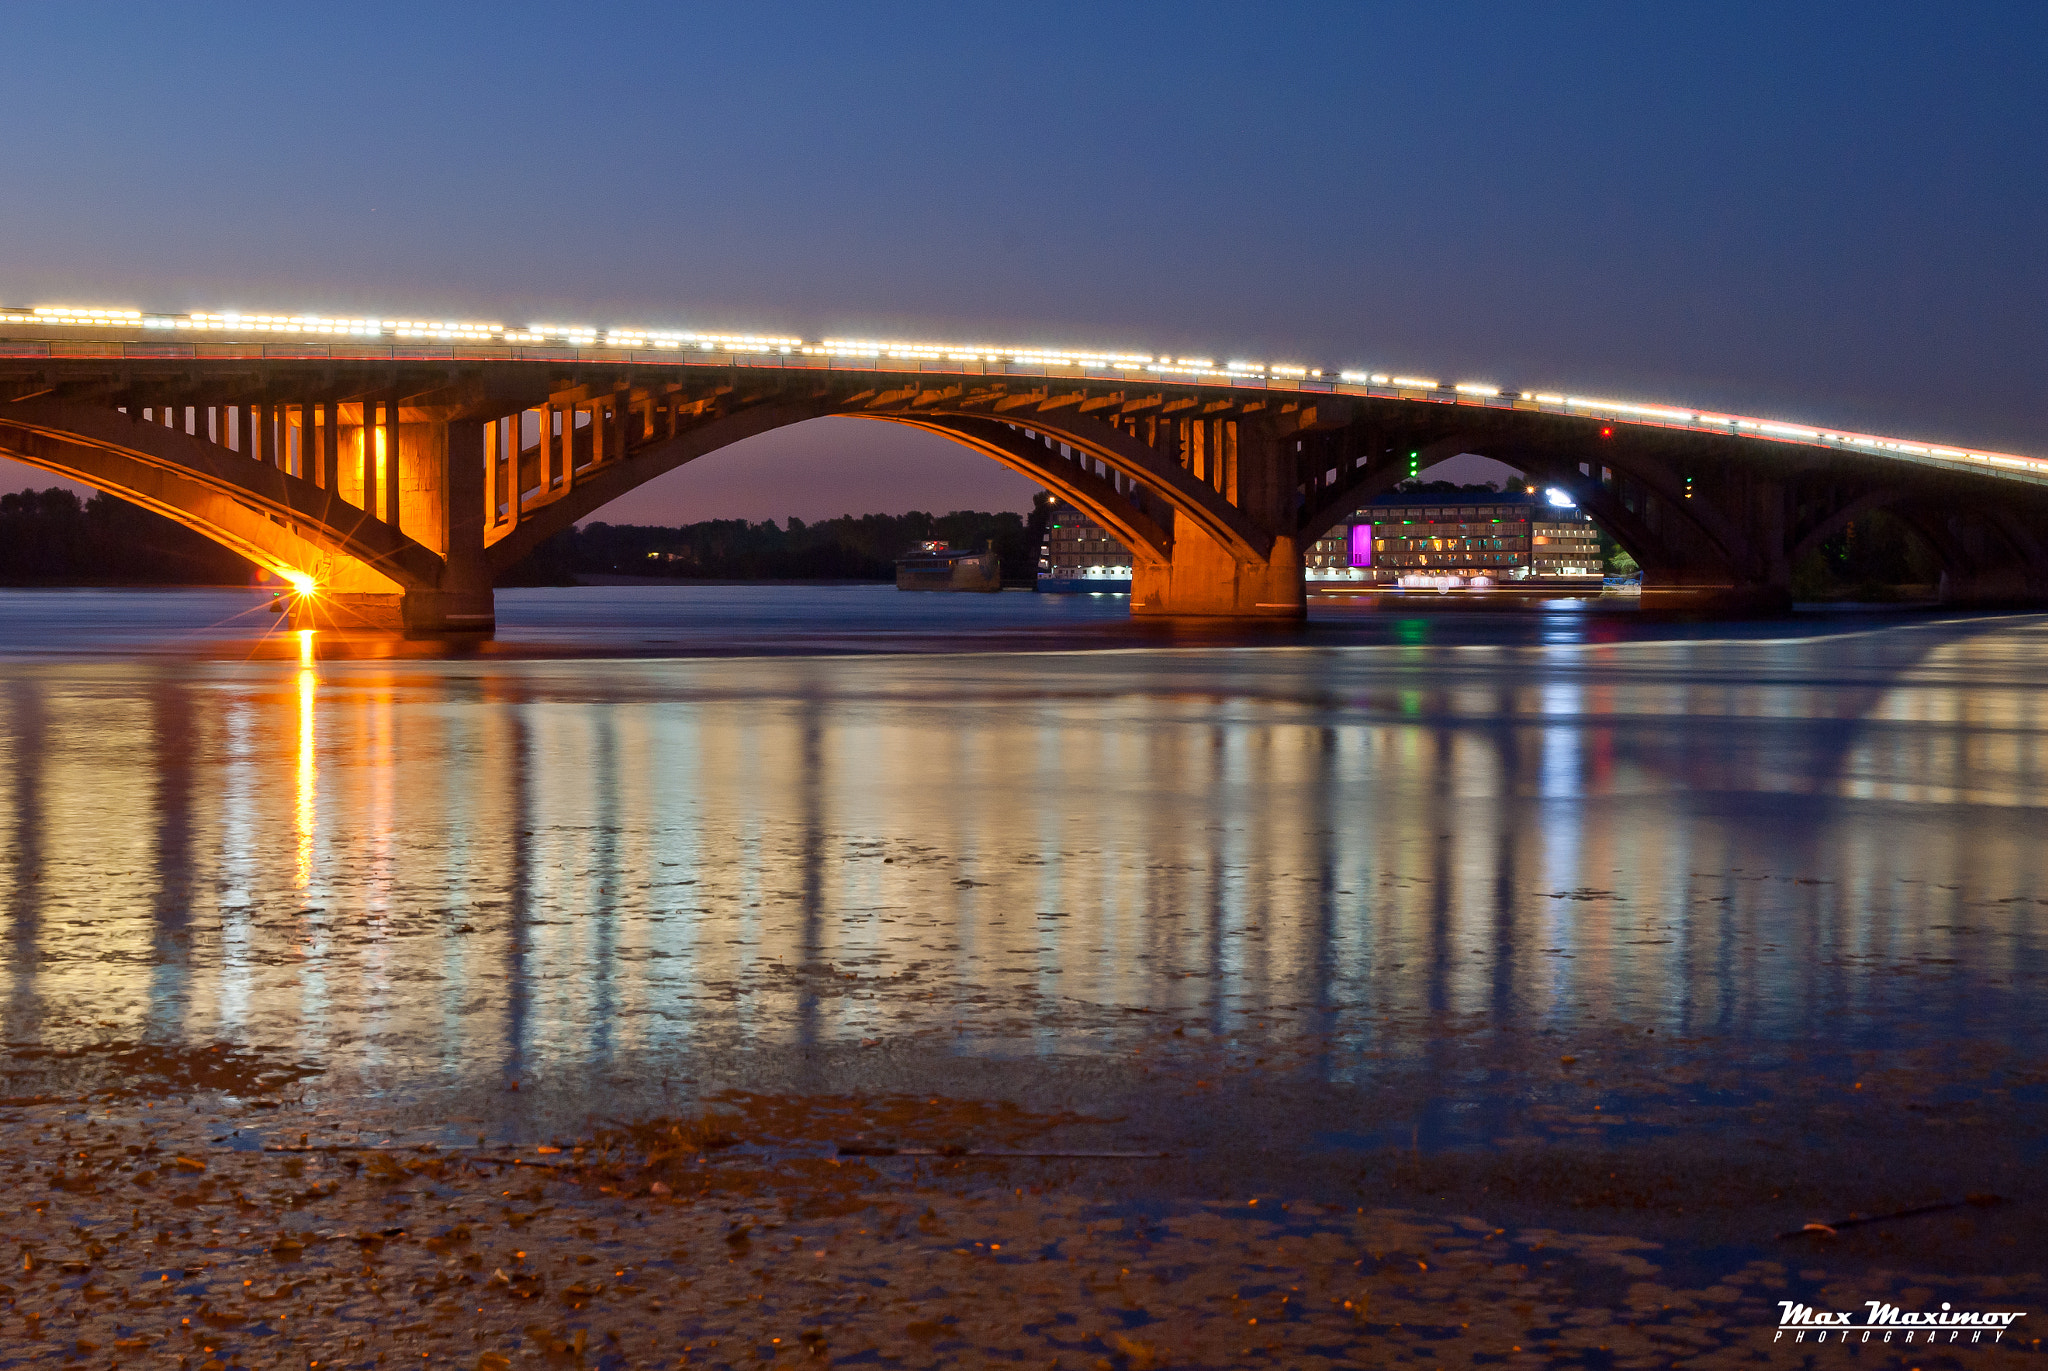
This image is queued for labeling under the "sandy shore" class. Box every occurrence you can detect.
[0,1044,2040,1369]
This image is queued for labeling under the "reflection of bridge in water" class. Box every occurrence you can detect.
[3,620,2044,1098]
[3,302,2046,633]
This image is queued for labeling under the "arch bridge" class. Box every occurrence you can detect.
[3,305,2045,633]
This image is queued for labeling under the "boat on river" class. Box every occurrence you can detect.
[895,541,1001,592]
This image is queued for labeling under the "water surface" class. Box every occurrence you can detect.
[1,587,2043,1174]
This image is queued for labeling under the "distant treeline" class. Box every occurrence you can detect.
[0,481,1936,598]
[0,488,255,585]
[501,507,1048,585]
[0,486,1045,588]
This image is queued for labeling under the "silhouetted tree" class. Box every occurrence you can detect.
[496,510,1036,586]
[1791,509,1941,600]
[0,488,254,584]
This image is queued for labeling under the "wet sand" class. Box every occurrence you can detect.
[1,1071,2039,1369]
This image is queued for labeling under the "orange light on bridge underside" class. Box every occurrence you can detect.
[282,571,318,596]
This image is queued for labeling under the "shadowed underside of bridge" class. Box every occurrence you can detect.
[4,349,2046,633]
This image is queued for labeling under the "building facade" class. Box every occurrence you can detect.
[1039,489,1604,593]
[1036,499,1133,592]
[1305,490,1604,587]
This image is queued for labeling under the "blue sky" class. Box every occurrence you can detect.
[4,1,2042,522]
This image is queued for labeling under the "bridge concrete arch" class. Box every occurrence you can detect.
[479,405,1187,574]
[860,415,1173,566]
[1297,423,2048,610]
[475,405,1185,582]
[481,394,1308,620]
[1297,430,1769,595]
[0,397,440,598]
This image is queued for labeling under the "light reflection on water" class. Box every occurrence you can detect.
[0,591,2045,1129]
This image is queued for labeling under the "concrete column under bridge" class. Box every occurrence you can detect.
[293,416,494,635]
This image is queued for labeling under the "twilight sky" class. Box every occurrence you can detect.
[3,1,2043,524]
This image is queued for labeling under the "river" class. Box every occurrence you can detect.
[0,587,2043,1286]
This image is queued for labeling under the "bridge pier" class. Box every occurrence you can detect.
[292,593,400,633]
[1938,569,2048,608]
[420,417,497,636]
[1131,524,1305,617]
[404,587,497,635]
[1128,414,1305,619]
[1922,506,2048,607]
[291,588,495,635]
[286,416,497,636]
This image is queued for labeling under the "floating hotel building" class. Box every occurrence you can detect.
[1036,499,1133,592]
[1307,490,1605,588]
[1037,490,1604,593]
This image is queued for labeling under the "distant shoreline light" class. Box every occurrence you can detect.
[0,299,2040,477]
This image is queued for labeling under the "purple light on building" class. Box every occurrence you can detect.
[1349,523,1373,568]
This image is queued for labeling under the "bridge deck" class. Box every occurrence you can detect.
[2,306,2040,488]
